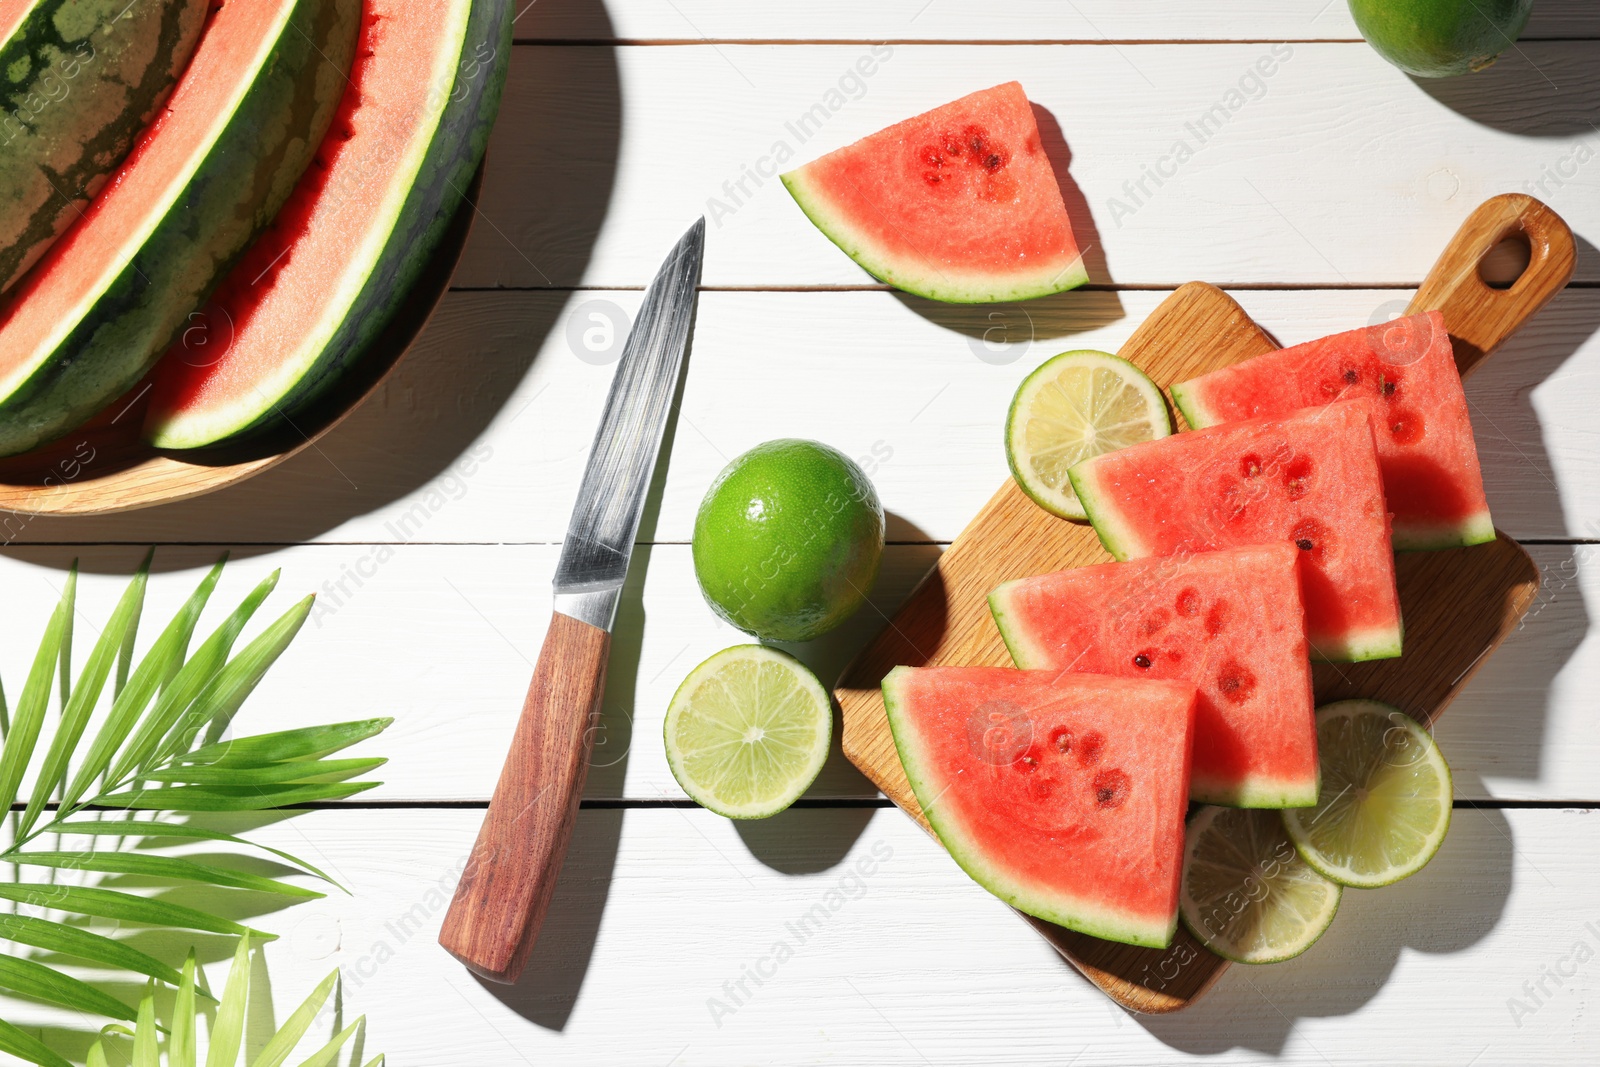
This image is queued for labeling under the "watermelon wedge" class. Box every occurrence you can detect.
[0,0,209,295]
[990,543,1318,808]
[1070,401,1402,662]
[143,0,514,449]
[0,0,360,457]
[782,82,1088,303]
[882,666,1196,948]
[1172,310,1493,550]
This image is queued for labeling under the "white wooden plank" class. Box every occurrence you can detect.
[517,0,1600,42]
[6,288,1593,546]
[457,43,1600,288]
[5,806,1593,1064]
[1,540,1595,803]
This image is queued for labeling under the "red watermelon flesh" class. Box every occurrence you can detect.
[990,543,1317,808]
[781,82,1088,303]
[1070,401,1402,662]
[1172,310,1492,550]
[882,666,1195,948]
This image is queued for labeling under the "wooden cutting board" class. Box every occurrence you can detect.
[835,194,1574,1014]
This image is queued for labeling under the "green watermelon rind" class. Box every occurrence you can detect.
[1308,624,1404,665]
[880,666,1177,950]
[0,0,209,295]
[988,582,1321,810]
[1172,376,1497,552]
[145,0,516,449]
[0,0,361,458]
[1065,455,1143,561]
[780,167,1090,305]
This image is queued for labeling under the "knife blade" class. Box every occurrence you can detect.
[439,219,704,983]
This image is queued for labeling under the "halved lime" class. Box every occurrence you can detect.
[1005,350,1171,520]
[664,645,832,819]
[1180,806,1342,964]
[1282,700,1453,888]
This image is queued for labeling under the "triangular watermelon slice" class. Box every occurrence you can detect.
[1070,400,1402,662]
[990,544,1318,808]
[782,82,1088,303]
[882,666,1195,948]
[1171,310,1493,550]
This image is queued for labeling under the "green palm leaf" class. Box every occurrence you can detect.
[0,567,75,813]
[61,558,226,813]
[0,1019,72,1067]
[51,819,340,888]
[20,555,151,838]
[0,552,389,1065]
[99,781,381,812]
[13,852,325,899]
[0,883,274,939]
[0,913,184,986]
[0,954,137,1022]
[180,718,393,767]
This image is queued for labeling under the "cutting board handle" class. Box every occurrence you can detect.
[1407,193,1575,378]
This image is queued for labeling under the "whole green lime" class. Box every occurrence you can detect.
[1349,0,1531,78]
[693,439,884,642]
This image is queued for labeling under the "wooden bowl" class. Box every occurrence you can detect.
[0,163,484,517]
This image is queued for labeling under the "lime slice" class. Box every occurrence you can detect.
[1005,350,1171,520]
[1282,700,1453,888]
[1180,806,1342,964]
[664,645,832,819]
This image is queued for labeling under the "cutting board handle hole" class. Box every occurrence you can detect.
[1478,227,1532,291]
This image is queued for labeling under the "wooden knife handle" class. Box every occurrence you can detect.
[1408,192,1575,378]
[439,610,610,983]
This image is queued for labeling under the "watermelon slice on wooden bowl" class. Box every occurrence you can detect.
[0,0,209,295]
[782,82,1088,303]
[882,665,1196,948]
[142,0,514,450]
[1172,310,1493,551]
[990,543,1318,808]
[0,0,361,457]
[1071,401,1403,663]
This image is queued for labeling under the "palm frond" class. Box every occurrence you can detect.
[0,552,392,1063]
[77,939,367,1067]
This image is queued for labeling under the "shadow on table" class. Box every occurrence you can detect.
[10,0,623,564]
[1137,780,1516,1055]
[1410,43,1600,137]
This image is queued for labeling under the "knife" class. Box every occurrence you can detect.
[439,218,705,983]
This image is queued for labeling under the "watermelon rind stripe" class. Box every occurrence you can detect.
[0,0,361,457]
[1167,379,1213,431]
[1066,456,1144,561]
[1191,773,1319,810]
[780,167,1089,305]
[0,0,209,295]
[1310,623,1404,665]
[881,666,1177,950]
[148,0,514,449]
[986,582,1048,669]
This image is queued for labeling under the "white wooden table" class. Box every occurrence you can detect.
[4,1,1599,1062]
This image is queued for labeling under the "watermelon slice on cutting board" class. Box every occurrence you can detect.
[990,543,1318,808]
[1070,400,1403,662]
[143,0,513,449]
[782,82,1088,303]
[882,666,1196,948]
[1172,310,1493,551]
